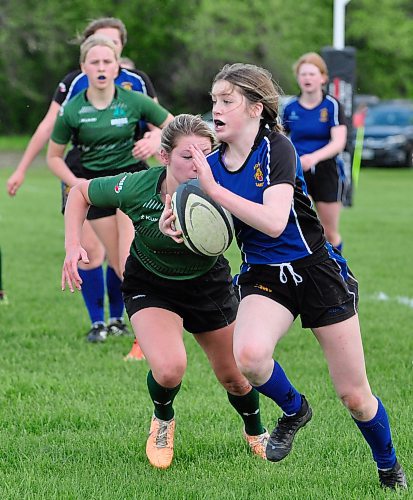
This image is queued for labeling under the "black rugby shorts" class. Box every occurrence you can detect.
[122,255,238,334]
[237,249,358,329]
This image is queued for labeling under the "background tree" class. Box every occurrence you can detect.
[0,0,412,135]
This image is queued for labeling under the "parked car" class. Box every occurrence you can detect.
[356,100,413,167]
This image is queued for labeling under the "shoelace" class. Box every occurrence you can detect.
[155,420,171,448]
[272,415,300,442]
[379,467,405,487]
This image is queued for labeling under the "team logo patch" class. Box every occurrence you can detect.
[121,82,133,91]
[114,175,127,193]
[58,82,66,93]
[319,108,329,122]
[254,163,264,187]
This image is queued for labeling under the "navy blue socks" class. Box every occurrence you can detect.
[78,266,105,324]
[255,360,302,415]
[106,265,124,320]
[353,396,396,470]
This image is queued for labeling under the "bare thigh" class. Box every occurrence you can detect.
[78,220,105,270]
[312,314,377,420]
[130,307,187,388]
[89,215,121,277]
[316,201,341,246]
[233,294,294,386]
[194,322,250,396]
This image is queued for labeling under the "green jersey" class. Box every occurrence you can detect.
[88,167,218,279]
[51,86,169,172]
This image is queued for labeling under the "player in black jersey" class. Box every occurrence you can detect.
[162,63,406,490]
[62,114,269,470]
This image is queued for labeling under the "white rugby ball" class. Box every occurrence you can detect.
[171,179,234,256]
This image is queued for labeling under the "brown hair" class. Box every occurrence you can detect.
[79,17,127,46]
[213,63,283,132]
[293,52,328,79]
[161,114,217,154]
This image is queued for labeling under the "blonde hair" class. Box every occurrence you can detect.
[161,114,217,154]
[213,63,283,132]
[79,34,119,64]
[293,52,329,79]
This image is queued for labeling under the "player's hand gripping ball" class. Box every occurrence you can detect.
[171,179,234,256]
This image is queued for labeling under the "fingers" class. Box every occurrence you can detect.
[159,195,183,242]
[61,248,89,293]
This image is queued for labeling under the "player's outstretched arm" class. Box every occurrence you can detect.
[7,101,61,196]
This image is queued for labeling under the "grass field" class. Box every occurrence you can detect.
[0,163,412,499]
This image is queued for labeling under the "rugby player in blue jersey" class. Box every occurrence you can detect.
[283,53,347,252]
[162,63,406,490]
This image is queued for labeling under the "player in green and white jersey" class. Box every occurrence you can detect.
[47,34,173,343]
[61,114,270,469]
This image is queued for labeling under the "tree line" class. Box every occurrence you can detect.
[0,0,412,134]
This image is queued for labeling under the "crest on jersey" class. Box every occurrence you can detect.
[121,82,133,91]
[254,163,264,187]
[319,108,329,122]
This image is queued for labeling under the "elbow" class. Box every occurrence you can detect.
[265,221,286,239]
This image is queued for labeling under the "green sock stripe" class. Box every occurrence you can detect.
[227,388,265,436]
[147,370,181,421]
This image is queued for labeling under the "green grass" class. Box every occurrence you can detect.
[0,165,412,499]
[0,136,33,151]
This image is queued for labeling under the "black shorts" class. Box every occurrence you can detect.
[60,156,148,220]
[304,158,347,203]
[122,255,239,334]
[237,247,358,329]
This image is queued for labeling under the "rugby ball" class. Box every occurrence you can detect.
[171,179,234,256]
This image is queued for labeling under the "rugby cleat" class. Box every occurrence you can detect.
[123,339,146,361]
[378,461,408,490]
[86,322,108,343]
[146,415,175,469]
[266,395,312,462]
[243,428,270,459]
[107,317,132,336]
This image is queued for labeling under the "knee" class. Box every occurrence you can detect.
[153,360,186,388]
[218,374,251,396]
[339,390,374,418]
[234,344,268,380]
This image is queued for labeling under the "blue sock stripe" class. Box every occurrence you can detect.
[254,360,302,415]
[353,396,396,469]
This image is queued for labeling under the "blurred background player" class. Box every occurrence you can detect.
[7,18,162,350]
[47,34,173,345]
[283,52,347,252]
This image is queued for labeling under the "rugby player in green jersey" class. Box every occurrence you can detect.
[47,34,173,344]
[61,114,269,469]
